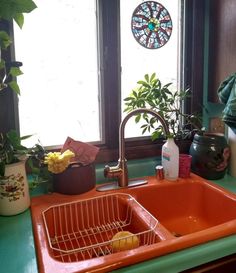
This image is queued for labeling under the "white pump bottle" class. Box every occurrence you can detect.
[161,136,179,180]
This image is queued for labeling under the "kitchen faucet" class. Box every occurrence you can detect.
[97,108,170,191]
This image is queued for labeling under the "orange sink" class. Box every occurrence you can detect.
[31,174,236,273]
[131,178,236,236]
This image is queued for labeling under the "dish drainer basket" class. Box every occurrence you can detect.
[42,193,159,262]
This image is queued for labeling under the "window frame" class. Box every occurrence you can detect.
[0,0,205,164]
[96,0,205,163]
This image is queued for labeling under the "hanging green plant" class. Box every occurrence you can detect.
[0,0,37,94]
[0,0,37,28]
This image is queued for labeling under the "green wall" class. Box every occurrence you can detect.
[202,0,225,131]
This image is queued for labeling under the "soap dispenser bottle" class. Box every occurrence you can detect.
[161,136,179,180]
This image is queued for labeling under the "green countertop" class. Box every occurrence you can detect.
[1,158,236,273]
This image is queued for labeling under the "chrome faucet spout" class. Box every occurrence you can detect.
[100,108,169,190]
[119,108,170,162]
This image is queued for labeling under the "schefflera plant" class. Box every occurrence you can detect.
[124,73,202,141]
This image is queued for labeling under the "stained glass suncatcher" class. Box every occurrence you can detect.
[131,1,173,49]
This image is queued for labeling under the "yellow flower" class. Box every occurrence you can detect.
[44,149,75,174]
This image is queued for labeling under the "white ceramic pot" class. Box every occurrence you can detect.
[0,161,30,216]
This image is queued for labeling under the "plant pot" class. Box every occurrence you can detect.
[0,161,30,216]
[53,163,96,195]
[189,133,230,180]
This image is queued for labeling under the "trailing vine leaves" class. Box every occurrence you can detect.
[0,0,37,94]
[0,0,37,28]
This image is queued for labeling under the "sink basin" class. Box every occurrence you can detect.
[31,173,236,273]
[41,193,164,263]
[131,178,236,237]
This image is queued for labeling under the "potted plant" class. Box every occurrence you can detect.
[0,0,37,215]
[28,143,97,195]
[124,73,203,141]
[124,73,230,180]
[0,130,33,215]
[0,129,53,215]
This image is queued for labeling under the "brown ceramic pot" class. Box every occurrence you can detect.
[53,163,96,195]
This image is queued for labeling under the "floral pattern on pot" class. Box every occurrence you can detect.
[189,133,230,180]
[0,173,25,202]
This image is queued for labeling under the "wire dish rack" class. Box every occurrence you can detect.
[42,193,159,262]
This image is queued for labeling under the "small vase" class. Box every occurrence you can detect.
[0,161,30,216]
[189,133,230,180]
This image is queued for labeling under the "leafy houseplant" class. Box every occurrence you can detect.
[0,130,33,215]
[124,73,203,141]
[0,129,52,215]
[0,130,32,176]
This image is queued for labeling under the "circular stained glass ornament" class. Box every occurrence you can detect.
[131,1,173,49]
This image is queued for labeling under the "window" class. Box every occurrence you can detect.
[120,0,180,138]
[0,0,205,163]
[14,0,100,147]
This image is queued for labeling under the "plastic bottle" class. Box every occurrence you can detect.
[161,136,179,180]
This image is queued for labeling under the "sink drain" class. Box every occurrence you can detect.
[172,232,182,237]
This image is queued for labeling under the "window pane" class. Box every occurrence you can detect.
[120,0,180,138]
[14,0,100,147]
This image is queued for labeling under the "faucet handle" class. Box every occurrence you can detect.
[104,165,111,178]
[104,164,122,179]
